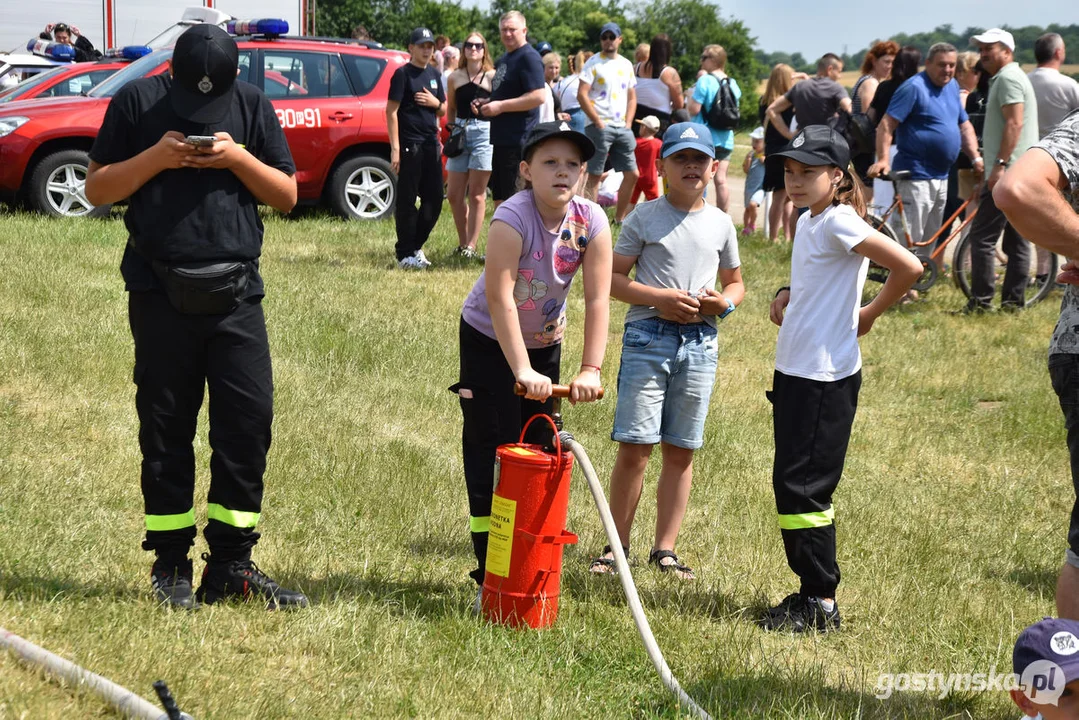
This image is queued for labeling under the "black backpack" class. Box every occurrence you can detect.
[706,74,740,130]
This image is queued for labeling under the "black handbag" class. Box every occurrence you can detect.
[443,124,466,158]
[152,260,249,315]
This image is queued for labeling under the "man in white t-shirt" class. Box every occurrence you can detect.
[578,21,638,223]
[1028,33,1079,138]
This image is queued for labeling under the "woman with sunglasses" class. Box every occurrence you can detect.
[44,22,102,61]
[445,31,496,260]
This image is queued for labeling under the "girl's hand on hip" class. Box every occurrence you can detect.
[769,289,790,327]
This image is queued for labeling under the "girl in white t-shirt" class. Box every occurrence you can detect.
[761,125,922,633]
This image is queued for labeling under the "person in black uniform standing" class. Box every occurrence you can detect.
[85,24,307,610]
[387,27,446,270]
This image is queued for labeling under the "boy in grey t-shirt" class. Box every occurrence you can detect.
[588,122,744,581]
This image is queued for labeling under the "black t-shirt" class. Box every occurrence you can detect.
[759,100,794,154]
[489,44,544,146]
[869,79,900,125]
[90,74,294,297]
[388,62,445,145]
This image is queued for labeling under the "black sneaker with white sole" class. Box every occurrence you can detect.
[195,553,309,610]
[151,557,197,610]
[758,592,840,633]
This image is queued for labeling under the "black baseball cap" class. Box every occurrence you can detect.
[523,121,595,161]
[409,27,435,46]
[766,125,850,173]
[170,24,238,124]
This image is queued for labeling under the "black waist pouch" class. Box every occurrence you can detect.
[153,260,249,315]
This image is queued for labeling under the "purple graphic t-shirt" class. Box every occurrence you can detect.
[462,190,608,349]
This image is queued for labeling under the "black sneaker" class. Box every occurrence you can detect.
[1000,301,1024,313]
[758,593,840,633]
[195,553,309,610]
[151,557,197,610]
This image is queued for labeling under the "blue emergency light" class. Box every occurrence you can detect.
[104,45,152,60]
[26,39,76,62]
[227,19,289,36]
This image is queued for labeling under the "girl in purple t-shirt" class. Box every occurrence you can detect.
[453,122,613,588]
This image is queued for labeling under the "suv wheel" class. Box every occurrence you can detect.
[328,155,396,221]
[29,150,111,218]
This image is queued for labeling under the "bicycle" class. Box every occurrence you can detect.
[861,170,1057,307]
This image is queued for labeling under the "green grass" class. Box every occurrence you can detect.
[0,202,1069,719]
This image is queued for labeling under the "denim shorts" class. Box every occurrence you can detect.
[612,317,719,449]
[445,119,493,173]
[585,124,638,176]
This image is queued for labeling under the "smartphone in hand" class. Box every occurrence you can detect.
[185,135,217,148]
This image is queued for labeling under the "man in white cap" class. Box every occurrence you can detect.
[961,27,1039,313]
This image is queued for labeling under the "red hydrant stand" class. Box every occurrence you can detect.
[482,415,578,629]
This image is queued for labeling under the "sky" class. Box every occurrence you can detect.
[714,0,1079,59]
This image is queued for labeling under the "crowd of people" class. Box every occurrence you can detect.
[53,15,1079,712]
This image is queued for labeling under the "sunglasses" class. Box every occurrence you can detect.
[601,34,616,41]
[54,23,70,32]
[700,55,710,61]
[464,42,484,50]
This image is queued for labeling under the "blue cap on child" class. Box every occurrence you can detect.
[660,123,715,159]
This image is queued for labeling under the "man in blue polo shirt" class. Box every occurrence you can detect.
[869,43,983,250]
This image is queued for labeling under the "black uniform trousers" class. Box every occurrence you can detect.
[394,140,444,261]
[454,318,558,585]
[130,291,272,564]
[769,369,861,599]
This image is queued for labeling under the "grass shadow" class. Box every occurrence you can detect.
[300,572,467,619]
[0,567,133,602]
[562,565,748,621]
[994,565,1058,595]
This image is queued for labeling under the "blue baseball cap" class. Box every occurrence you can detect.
[1013,618,1079,703]
[536,41,552,55]
[600,22,621,38]
[409,27,434,45]
[660,123,715,159]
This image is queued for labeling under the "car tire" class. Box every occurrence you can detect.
[29,149,111,219]
[328,155,396,221]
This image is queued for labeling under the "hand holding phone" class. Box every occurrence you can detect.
[185,135,218,148]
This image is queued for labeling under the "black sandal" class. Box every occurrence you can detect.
[589,544,628,575]
[648,549,696,580]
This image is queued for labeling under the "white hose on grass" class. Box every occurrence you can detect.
[561,432,713,720]
[0,626,178,719]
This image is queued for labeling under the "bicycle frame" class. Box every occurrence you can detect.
[872,176,978,264]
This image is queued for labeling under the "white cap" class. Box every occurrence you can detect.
[635,115,660,132]
[749,126,765,140]
[970,28,1015,52]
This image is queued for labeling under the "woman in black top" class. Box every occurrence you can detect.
[445,31,495,259]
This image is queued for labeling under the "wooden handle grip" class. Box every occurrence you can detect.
[514,383,604,399]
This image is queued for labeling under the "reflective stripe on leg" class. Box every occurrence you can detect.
[145,509,196,532]
[777,506,834,530]
[206,503,260,528]
[470,516,490,533]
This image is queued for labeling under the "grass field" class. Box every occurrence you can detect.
[0,201,1071,719]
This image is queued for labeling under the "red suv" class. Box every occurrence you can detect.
[0,31,409,220]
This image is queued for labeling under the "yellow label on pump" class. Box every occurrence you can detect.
[486,495,517,577]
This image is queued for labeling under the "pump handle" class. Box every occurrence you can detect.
[514,383,604,399]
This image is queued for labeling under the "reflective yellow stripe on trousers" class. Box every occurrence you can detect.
[777,506,834,530]
[145,509,196,532]
[470,516,490,533]
[207,503,260,528]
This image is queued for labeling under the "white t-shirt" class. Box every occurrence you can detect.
[539,84,556,123]
[775,203,871,382]
[580,53,636,126]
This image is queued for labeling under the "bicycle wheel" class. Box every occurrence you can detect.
[861,214,897,306]
[953,233,1058,307]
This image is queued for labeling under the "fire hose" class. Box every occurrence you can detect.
[514,383,712,720]
[0,626,190,719]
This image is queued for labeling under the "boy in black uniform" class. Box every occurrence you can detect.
[387,27,446,270]
[86,24,307,610]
